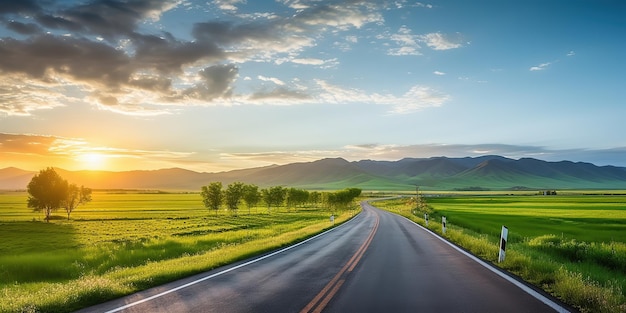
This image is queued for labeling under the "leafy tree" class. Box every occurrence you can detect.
[346,188,362,199]
[27,168,69,222]
[261,186,286,213]
[308,191,321,207]
[324,188,362,212]
[224,182,245,216]
[201,182,223,215]
[286,188,309,210]
[242,184,260,214]
[63,184,92,220]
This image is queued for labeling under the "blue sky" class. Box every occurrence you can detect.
[0,0,624,172]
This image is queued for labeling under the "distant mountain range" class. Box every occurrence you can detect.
[3,156,626,191]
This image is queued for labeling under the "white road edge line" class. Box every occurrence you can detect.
[104,212,360,313]
[399,212,570,313]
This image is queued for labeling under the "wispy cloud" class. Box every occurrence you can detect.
[0,133,193,170]
[258,75,286,86]
[339,144,626,167]
[386,27,463,56]
[387,26,422,56]
[218,143,626,169]
[530,62,552,71]
[4,133,625,171]
[215,0,246,12]
[433,71,446,76]
[420,32,463,50]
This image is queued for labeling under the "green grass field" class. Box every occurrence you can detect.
[427,195,626,243]
[0,191,358,313]
[376,193,626,313]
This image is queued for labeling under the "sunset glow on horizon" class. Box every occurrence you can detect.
[1,1,624,173]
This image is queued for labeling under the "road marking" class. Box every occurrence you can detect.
[301,205,380,313]
[397,210,571,313]
[101,212,361,313]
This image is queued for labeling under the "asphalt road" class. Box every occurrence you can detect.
[78,202,569,313]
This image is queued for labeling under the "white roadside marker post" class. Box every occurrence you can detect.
[424,213,429,226]
[498,225,508,262]
[442,216,447,234]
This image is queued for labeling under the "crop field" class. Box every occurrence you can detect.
[376,193,626,313]
[0,191,357,313]
[427,195,626,243]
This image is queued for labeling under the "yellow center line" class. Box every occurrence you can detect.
[300,208,380,313]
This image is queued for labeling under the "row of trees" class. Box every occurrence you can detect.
[27,168,92,222]
[24,168,360,220]
[200,182,361,215]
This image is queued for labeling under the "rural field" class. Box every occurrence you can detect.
[0,191,357,313]
[376,192,626,313]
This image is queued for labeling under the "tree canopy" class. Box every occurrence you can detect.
[27,168,69,222]
[201,182,223,215]
[64,184,92,220]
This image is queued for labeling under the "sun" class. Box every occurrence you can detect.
[78,152,107,170]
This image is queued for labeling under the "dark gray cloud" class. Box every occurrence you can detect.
[0,0,390,115]
[0,0,40,15]
[33,0,179,40]
[192,21,279,46]
[0,34,132,85]
[132,32,224,74]
[249,87,311,101]
[182,64,238,100]
[5,20,43,35]
[35,14,84,32]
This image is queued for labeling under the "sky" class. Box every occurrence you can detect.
[0,0,625,172]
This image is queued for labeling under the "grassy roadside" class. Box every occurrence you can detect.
[373,197,626,313]
[0,192,360,313]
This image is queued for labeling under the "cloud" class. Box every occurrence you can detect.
[0,75,74,116]
[5,133,624,171]
[217,144,626,169]
[340,144,626,167]
[291,3,383,30]
[34,0,181,40]
[387,28,463,56]
[388,86,450,114]
[258,75,285,86]
[420,32,463,50]
[215,0,246,12]
[186,79,450,112]
[0,133,194,170]
[4,20,43,35]
[0,0,444,116]
[220,149,343,167]
[248,87,311,103]
[433,71,446,76]
[180,64,239,101]
[388,26,422,56]
[0,0,40,14]
[530,62,552,71]
[290,57,338,68]
[567,50,575,56]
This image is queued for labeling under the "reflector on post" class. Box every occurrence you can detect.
[498,225,508,262]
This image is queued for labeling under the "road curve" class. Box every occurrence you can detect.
[78,202,568,313]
